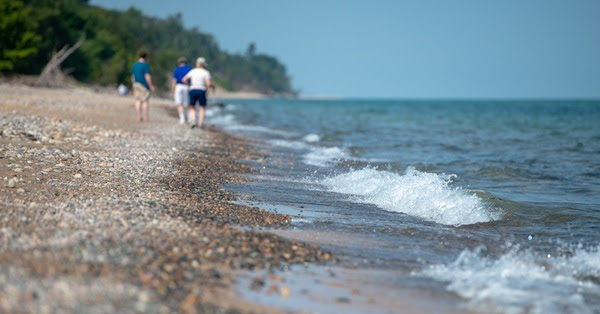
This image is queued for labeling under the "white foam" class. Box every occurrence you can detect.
[418,245,600,314]
[223,103,239,110]
[267,139,310,150]
[303,146,350,167]
[267,138,349,167]
[208,113,237,125]
[224,124,295,137]
[320,167,498,225]
[303,133,321,143]
[205,104,296,137]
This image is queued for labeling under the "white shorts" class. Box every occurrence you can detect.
[174,84,189,105]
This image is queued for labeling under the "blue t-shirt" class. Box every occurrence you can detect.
[131,61,151,89]
[173,64,193,84]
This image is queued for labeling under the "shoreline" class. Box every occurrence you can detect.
[0,76,272,100]
[211,85,269,100]
[0,83,330,312]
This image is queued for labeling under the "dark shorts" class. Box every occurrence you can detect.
[189,89,207,107]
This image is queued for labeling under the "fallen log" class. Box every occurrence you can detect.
[35,37,84,87]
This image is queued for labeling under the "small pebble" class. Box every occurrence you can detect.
[279,286,291,298]
[336,297,351,303]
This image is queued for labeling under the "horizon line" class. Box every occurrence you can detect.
[296,94,600,101]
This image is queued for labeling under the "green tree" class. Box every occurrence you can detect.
[153,49,185,90]
[1,0,296,95]
[0,0,41,72]
[246,42,256,59]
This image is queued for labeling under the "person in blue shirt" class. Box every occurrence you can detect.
[131,52,156,122]
[170,57,193,124]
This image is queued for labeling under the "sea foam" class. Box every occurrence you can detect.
[224,124,295,137]
[303,146,349,167]
[418,245,600,314]
[267,139,349,167]
[303,133,321,143]
[320,167,498,225]
[268,139,309,150]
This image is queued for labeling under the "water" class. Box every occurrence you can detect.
[206,99,600,313]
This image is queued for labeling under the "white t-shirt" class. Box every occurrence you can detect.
[184,68,211,90]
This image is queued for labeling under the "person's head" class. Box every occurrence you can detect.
[139,51,148,59]
[177,56,187,65]
[196,57,207,68]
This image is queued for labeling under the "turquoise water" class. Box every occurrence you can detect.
[208,99,600,313]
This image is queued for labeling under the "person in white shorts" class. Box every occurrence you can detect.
[170,57,193,124]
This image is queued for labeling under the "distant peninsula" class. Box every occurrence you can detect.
[0,0,296,96]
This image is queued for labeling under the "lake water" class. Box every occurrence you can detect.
[206,98,600,313]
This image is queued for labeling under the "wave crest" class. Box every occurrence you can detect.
[320,167,499,225]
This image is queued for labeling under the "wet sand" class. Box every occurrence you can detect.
[237,264,467,314]
[0,83,332,313]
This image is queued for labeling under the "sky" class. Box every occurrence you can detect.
[90,0,600,99]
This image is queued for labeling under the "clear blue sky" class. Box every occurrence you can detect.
[90,0,600,99]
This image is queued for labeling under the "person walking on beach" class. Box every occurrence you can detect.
[131,52,156,122]
[182,57,212,129]
[170,56,193,124]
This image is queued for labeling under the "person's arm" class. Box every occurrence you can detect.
[145,73,155,92]
[182,72,190,84]
[205,77,213,96]
[131,75,135,95]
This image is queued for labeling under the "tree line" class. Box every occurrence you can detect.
[0,0,295,95]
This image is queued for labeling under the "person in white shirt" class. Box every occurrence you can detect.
[182,57,212,128]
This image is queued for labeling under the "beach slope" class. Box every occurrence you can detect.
[0,83,331,313]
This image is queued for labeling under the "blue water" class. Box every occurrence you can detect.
[207,99,600,313]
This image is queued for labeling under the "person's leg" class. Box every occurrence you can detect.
[175,85,186,123]
[141,101,149,122]
[189,89,199,126]
[198,106,205,127]
[177,105,185,123]
[188,106,196,125]
[183,86,190,122]
[133,83,144,122]
[135,99,142,122]
[197,90,207,127]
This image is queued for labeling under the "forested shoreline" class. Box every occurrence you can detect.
[0,0,295,95]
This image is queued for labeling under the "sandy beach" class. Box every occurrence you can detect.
[0,83,332,313]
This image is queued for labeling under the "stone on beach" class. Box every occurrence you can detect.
[8,178,17,188]
[0,83,334,313]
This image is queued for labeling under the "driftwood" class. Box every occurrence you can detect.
[35,37,85,87]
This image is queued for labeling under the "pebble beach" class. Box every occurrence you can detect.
[0,83,333,313]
